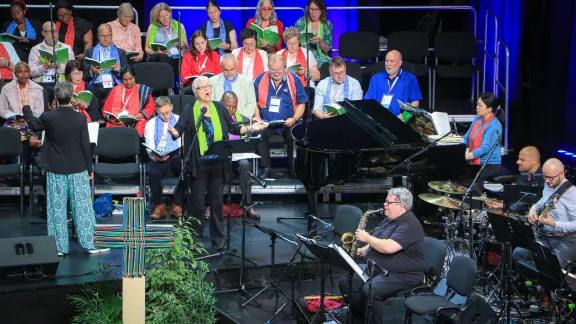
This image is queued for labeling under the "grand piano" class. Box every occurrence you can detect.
[292,99,468,230]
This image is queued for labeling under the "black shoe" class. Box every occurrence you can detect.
[258,167,270,179]
[213,242,226,250]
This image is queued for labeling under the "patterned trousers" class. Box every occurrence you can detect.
[46,171,96,253]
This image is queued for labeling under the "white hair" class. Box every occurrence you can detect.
[191,76,210,94]
[220,53,237,67]
[388,187,413,211]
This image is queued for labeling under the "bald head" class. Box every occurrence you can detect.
[517,146,541,173]
[97,24,113,47]
[41,21,58,46]
[221,91,238,116]
[542,158,566,188]
[543,158,564,173]
[42,21,54,30]
[385,50,403,76]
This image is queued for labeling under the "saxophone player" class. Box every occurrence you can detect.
[338,187,426,324]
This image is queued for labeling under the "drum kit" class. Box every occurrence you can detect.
[419,181,510,277]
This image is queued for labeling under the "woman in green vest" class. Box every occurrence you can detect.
[144,2,188,63]
[295,0,333,68]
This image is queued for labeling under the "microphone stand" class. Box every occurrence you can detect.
[49,2,57,83]
[385,131,452,191]
[177,12,183,97]
[301,12,312,145]
[458,132,501,258]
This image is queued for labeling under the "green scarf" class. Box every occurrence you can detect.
[194,100,223,155]
[308,20,324,57]
[235,112,247,138]
[148,19,186,47]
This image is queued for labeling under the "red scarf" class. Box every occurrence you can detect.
[56,17,75,48]
[281,48,306,85]
[109,84,140,115]
[0,44,14,80]
[74,81,90,122]
[237,48,264,80]
[469,115,495,165]
[257,71,297,111]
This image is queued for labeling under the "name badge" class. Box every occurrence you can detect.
[381,94,394,109]
[169,47,180,57]
[102,73,113,89]
[269,96,281,113]
[41,74,54,83]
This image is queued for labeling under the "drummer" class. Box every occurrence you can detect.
[486,146,543,211]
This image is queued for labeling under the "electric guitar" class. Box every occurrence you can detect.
[533,194,558,237]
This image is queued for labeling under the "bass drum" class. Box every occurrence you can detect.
[442,239,476,278]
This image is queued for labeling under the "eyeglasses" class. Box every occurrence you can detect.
[70,71,83,77]
[269,68,285,74]
[286,40,299,46]
[331,71,346,77]
[99,34,112,38]
[260,7,273,12]
[196,85,212,91]
[543,171,563,181]
[309,8,321,12]
[119,16,134,21]
[243,42,256,48]
[43,29,57,33]
[384,200,401,205]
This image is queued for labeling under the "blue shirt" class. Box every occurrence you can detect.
[463,116,502,164]
[254,72,308,133]
[533,179,576,236]
[364,69,423,116]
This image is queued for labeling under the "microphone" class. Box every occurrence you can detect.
[308,215,333,230]
[195,107,208,130]
[231,120,251,126]
[247,171,266,188]
[367,259,389,277]
[451,117,457,135]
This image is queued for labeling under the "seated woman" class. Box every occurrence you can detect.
[145,2,188,64]
[245,0,284,54]
[277,27,321,86]
[65,60,98,122]
[1,1,42,63]
[54,0,93,60]
[108,3,143,64]
[181,30,221,88]
[0,62,44,164]
[0,42,20,87]
[199,0,238,56]
[102,66,154,136]
[295,0,333,68]
[231,28,268,81]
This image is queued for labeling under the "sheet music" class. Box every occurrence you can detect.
[430,112,451,136]
[232,153,261,161]
[88,122,99,144]
[329,243,369,283]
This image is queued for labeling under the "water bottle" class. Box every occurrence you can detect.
[32,188,39,215]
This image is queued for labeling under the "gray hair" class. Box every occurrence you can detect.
[154,96,172,108]
[268,53,286,67]
[254,0,277,25]
[388,187,413,211]
[329,56,346,68]
[220,53,237,66]
[54,82,74,105]
[118,3,134,17]
[191,76,210,94]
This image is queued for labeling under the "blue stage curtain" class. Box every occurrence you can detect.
[143,0,358,51]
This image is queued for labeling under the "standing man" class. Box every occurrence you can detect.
[210,53,257,118]
[364,50,422,117]
[253,54,308,179]
[22,82,109,256]
[28,21,74,83]
[84,23,127,106]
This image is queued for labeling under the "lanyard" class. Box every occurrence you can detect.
[197,54,209,72]
[331,82,343,102]
[17,84,28,110]
[242,52,255,77]
[162,25,173,40]
[121,87,135,111]
[387,75,400,93]
[271,79,283,96]
[119,26,132,48]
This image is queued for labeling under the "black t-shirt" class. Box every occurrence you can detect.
[199,20,236,53]
[365,211,426,279]
[516,165,544,187]
[57,16,93,56]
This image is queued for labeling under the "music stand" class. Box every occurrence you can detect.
[196,138,260,263]
[298,235,361,324]
[488,213,532,323]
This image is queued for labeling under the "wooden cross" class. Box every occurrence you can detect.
[94,197,174,324]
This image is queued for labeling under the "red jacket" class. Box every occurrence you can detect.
[181,51,222,85]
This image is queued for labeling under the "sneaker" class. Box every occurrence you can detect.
[58,252,65,257]
[151,204,166,219]
[87,248,110,254]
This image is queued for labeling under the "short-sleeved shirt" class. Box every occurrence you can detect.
[200,20,236,54]
[365,211,426,280]
[254,72,308,122]
[58,16,93,56]
[364,69,423,116]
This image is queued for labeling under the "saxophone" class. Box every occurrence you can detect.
[342,208,383,257]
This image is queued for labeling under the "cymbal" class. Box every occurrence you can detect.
[471,196,503,204]
[419,193,470,209]
[428,181,466,195]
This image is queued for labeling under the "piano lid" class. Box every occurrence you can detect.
[293,99,428,151]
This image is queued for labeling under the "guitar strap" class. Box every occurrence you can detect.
[539,180,574,213]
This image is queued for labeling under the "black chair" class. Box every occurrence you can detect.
[388,31,431,102]
[0,128,24,215]
[404,256,477,323]
[487,174,517,185]
[133,62,175,96]
[167,95,195,116]
[339,31,380,64]
[432,32,479,110]
[92,128,144,203]
[422,237,447,288]
[331,204,363,244]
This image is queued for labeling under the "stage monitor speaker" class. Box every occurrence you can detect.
[0,235,60,279]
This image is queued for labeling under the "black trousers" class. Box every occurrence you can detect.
[91,84,114,111]
[189,160,225,246]
[339,270,422,324]
[225,159,252,205]
[513,236,576,272]
[258,127,294,169]
[148,156,183,206]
